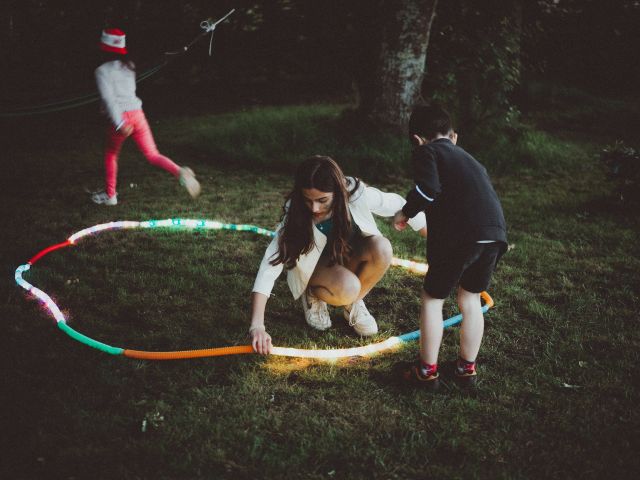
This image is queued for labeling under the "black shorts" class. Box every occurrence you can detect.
[423,242,506,299]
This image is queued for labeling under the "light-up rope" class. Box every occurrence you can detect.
[14,219,494,360]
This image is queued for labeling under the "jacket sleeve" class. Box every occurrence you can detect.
[251,226,284,297]
[95,66,125,129]
[364,185,426,231]
[402,145,441,219]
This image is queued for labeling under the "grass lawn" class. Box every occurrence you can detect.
[1,95,639,479]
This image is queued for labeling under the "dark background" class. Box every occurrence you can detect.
[2,0,638,119]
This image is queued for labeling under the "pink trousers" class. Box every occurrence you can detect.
[104,110,180,197]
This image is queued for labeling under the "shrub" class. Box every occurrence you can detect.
[601,141,640,204]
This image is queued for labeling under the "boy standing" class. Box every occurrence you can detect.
[393,105,507,389]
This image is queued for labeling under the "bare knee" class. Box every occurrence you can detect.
[457,287,481,312]
[368,236,393,265]
[329,272,361,306]
[421,289,446,308]
[310,269,361,306]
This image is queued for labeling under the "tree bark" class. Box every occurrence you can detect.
[359,0,438,133]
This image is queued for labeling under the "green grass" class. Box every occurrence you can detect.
[1,97,639,479]
[168,104,412,179]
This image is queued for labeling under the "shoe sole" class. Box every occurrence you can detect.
[91,195,117,206]
[353,326,378,336]
[306,320,332,331]
[454,373,477,389]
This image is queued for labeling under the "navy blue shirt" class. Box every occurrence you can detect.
[402,138,507,262]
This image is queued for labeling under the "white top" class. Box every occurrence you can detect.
[95,60,143,128]
[252,179,427,300]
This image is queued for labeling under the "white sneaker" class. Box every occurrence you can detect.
[301,292,331,330]
[91,191,117,206]
[179,167,201,198]
[344,299,378,336]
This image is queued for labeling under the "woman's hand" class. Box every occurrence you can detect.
[250,326,273,354]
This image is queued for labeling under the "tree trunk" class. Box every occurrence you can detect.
[359,0,438,133]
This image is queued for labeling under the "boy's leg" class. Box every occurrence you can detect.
[457,287,484,362]
[420,289,446,365]
[455,242,505,385]
[397,289,443,388]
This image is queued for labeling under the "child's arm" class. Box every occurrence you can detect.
[249,227,284,354]
[250,292,272,354]
[402,146,442,219]
[364,186,427,232]
[393,212,427,237]
[252,227,284,298]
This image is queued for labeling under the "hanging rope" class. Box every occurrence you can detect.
[0,9,236,117]
[165,9,235,57]
[0,63,167,117]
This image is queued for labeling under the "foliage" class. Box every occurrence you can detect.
[601,141,640,205]
[521,0,640,94]
[424,0,523,133]
[3,0,638,117]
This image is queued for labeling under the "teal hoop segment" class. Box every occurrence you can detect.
[396,306,490,343]
[57,322,124,356]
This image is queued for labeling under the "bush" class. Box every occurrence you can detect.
[601,141,640,204]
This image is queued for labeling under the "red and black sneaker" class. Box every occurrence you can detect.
[394,361,440,391]
[454,358,478,388]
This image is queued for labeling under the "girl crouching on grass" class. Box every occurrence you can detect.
[92,28,200,206]
[250,155,426,354]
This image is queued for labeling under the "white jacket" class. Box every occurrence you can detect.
[252,179,427,300]
[95,60,143,128]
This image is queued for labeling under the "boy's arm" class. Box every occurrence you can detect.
[364,186,426,231]
[402,146,441,219]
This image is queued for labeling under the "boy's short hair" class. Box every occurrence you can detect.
[409,105,453,141]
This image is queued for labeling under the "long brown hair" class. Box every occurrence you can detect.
[99,51,136,71]
[270,156,360,268]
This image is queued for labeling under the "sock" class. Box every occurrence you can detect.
[419,359,438,377]
[457,357,476,375]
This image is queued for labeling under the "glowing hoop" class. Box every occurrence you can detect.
[14,219,494,360]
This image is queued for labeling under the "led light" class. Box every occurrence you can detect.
[14,218,494,361]
[69,221,140,243]
[15,264,32,290]
[29,286,66,323]
[271,336,403,359]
